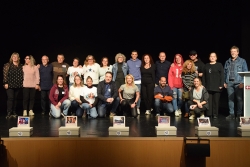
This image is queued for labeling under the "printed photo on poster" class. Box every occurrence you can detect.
[113,116,125,127]
[17,116,30,127]
[65,116,77,127]
[158,116,170,127]
[197,117,211,127]
[240,117,250,126]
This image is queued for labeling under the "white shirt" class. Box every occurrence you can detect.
[99,65,113,81]
[67,66,84,84]
[80,86,97,104]
[69,85,85,101]
[82,63,100,85]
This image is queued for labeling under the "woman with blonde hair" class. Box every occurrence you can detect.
[22,55,40,116]
[112,53,128,89]
[82,55,100,87]
[3,52,23,118]
[118,74,140,117]
[181,60,198,118]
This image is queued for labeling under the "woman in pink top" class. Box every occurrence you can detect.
[22,55,40,116]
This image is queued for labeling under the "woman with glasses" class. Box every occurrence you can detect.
[3,52,23,118]
[22,55,40,116]
[82,55,100,87]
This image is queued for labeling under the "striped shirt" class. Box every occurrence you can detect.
[181,72,197,90]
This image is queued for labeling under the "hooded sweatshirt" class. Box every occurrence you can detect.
[168,54,184,89]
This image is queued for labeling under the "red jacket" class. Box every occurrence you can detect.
[49,84,69,105]
[168,54,184,89]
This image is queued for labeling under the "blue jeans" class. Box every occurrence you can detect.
[135,84,141,108]
[172,88,183,111]
[183,100,190,113]
[50,99,71,118]
[71,100,83,116]
[98,97,120,117]
[154,99,174,114]
[80,103,98,118]
[227,82,243,115]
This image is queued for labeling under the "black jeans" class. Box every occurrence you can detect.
[207,91,221,116]
[6,88,21,112]
[120,99,137,117]
[141,82,155,110]
[41,90,50,112]
[23,88,36,110]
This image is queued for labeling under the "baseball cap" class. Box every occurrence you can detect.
[189,50,197,55]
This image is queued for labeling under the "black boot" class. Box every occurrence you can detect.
[12,111,18,118]
[6,111,12,119]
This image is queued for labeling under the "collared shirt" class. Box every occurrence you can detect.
[104,83,111,98]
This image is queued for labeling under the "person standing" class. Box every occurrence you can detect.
[224,46,248,119]
[203,52,224,119]
[181,60,198,118]
[82,55,100,87]
[112,53,128,89]
[155,52,171,85]
[168,54,184,117]
[3,52,23,118]
[22,55,40,116]
[99,57,112,82]
[51,54,69,84]
[189,50,205,79]
[67,57,84,88]
[141,54,155,115]
[127,50,141,115]
[39,55,53,115]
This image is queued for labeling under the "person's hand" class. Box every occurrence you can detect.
[55,104,60,109]
[198,73,203,77]
[4,84,8,89]
[131,103,136,108]
[57,102,61,107]
[37,64,40,69]
[239,83,244,89]
[171,63,174,67]
[120,99,124,103]
[89,104,92,108]
[197,103,203,108]
[224,83,227,88]
[190,105,197,110]
[188,87,191,91]
[195,70,198,74]
[35,85,40,90]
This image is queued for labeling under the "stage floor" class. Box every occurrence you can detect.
[0,112,242,137]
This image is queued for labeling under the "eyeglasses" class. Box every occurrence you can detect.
[25,58,30,60]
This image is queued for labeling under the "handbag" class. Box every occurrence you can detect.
[182,91,189,100]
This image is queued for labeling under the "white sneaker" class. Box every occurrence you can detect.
[189,115,195,120]
[137,108,140,115]
[156,114,160,117]
[177,109,182,115]
[29,110,35,116]
[23,110,27,116]
[145,110,151,115]
[200,114,205,118]
[175,110,179,117]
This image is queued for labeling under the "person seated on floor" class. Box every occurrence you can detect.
[118,74,140,118]
[69,75,85,116]
[97,71,119,117]
[188,77,209,120]
[154,77,174,116]
[79,76,98,118]
[49,75,71,118]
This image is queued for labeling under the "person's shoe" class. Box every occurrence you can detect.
[110,112,116,117]
[184,113,189,118]
[71,113,76,116]
[23,110,27,116]
[6,111,12,119]
[145,110,151,115]
[156,114,160,117]
[175,110,179,117]
[177,109,182,115]
[200,114,205,118]
[189,115,195,120]
[61,112,66,118]
[213,115,217,119]
[12,111,18,118]
[49,111,52,117]
[29,110,35,116]
[226,114,235,119]
[137,108,140,115]
[42,111,45,115]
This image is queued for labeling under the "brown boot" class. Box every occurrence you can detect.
[184,113,189,118]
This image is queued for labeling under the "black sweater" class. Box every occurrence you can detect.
[203,62,224,92]
[141,64,155,84]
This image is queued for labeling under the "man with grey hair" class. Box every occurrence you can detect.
[51,54,69,84]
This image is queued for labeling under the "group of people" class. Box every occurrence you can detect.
[3,46,248,120]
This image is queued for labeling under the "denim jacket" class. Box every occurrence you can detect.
[112,62,128,81]
[224,56,248,84]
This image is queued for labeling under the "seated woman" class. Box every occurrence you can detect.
[69,75,85,116]
[188,77,209,120]
[118,74,140,118]
[79,76,98,118]
[49,75,71,118]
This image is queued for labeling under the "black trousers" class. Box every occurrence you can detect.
[207,91,221,116]
[6,88,21,112]
[120,99,137,117]
[191,106,207,115]
[115,78,125,90]
[23,88,36,110]
[41,90,50,112]
[141,83,155,110]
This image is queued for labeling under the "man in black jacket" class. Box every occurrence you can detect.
[189,50,205,78]
[97,71,119,117]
